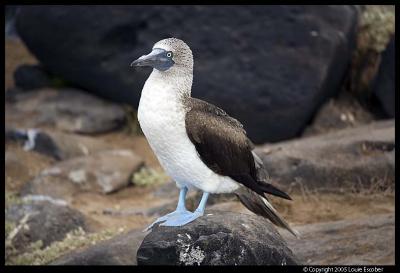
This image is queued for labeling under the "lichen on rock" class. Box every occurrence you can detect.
[177,233,206,266]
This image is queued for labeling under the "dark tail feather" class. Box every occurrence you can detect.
[235,187,300,238]
[230,173,292,201]
[251,151,292,200]
[258,182,292,200]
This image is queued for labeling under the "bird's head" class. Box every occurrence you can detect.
[131,38,193,73]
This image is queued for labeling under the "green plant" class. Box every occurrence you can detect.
[5,191,24,208]
[348,5,395,97]
[358,5,395,53]
[131,167,169,187]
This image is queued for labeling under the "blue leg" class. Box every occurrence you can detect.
[160,192,209,227]
[144,186,192,231]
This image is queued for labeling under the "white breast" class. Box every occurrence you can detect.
[137,73,239,193]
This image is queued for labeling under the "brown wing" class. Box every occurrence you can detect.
[185,98,291,200]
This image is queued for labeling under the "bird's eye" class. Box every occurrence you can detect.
[166,52,173,58]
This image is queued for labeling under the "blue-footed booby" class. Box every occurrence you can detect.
[131,38,298,237]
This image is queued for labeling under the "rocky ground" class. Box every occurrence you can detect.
[5,5,395,266]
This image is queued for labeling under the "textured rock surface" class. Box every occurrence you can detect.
[255,120,395,190]
[137,211,299,265]
[5,88,126,134]
[373,36,395,118]
[6,127,111,160]
[282,213,395,265]
[302,93,376,137]
[16,5,359,143]
[50,213,395,265]
[6,199,88,252]
[51,229,146,265]
[21,149,144,199]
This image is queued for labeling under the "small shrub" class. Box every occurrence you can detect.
[131,167,169,187]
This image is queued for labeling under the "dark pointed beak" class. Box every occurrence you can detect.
[130,48,174,71]
[130,58,141,67]
[130,48,165,67]
[130,55,150,67]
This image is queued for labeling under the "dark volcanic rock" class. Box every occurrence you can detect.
[14,64,52,90]
[5,199,88,253]
[5,127,111,160]
[282,214,395,265]
[52,213,395,265]
[51,229,146,265]
[255,120,395,190]
[137,211,299,265]
[373,36,395,118]
[5,88,126,134]
[16,6,358,143]
[6,128,63,160]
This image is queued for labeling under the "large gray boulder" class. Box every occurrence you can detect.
[137,211,299,265]
[21,149,144,200]
[255,120,395,190]
[16,5,359,143]
[282,213,395,265]
[5,88,126,134]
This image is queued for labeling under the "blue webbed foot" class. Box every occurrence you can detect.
[160,210,204,227]
[159,192,209,227]
[143,189,209,231]
[143,209,193,232]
